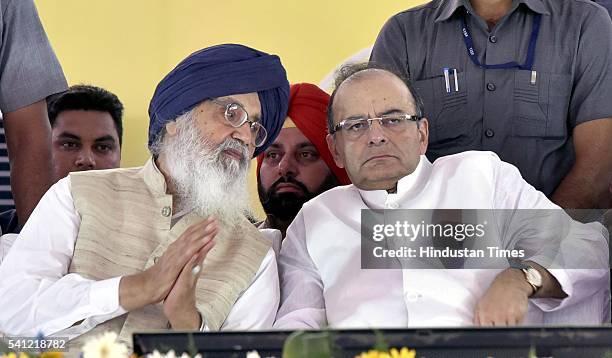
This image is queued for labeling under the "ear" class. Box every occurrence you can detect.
[165,121,178,136]
[418,118,429,155]
[326,133,345,168]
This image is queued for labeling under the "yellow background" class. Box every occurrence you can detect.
[35,0,423,218]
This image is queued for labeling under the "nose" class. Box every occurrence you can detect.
[231,122,252,147]
[367,119,388,147]
[278,153,299,178]
[75,149,96,170]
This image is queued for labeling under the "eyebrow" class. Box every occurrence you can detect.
[56,132,117,143]
[297,142,317,150]
[344,108,407,121]
[268,143,284,150]
[267,142,316,151]
[93,135,118,143]
[56,133,81,141]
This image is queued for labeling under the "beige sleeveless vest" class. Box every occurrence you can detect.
[66,158,271,351]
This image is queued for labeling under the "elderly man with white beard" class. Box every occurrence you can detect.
[0,44,290,352]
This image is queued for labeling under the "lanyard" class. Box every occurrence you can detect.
[460,11,542,70]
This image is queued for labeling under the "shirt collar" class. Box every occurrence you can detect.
[357,155,431,209]
[520,0,550,15]
[141,157,170,197]
[434,0,468,23]
[434,0,549,23]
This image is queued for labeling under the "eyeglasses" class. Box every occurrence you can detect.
[330,113,422,139]
[209,98,268,147]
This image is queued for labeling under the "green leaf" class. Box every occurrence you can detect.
[282,330,341,358]
[0,338,9,354]
[372,330,389,352]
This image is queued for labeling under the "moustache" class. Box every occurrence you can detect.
[270,176,309,195]
[217,139,250,163]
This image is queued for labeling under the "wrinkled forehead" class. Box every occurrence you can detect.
[268,126,313,150]
[333,70,417,121]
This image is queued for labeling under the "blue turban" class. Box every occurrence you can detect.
[148,44,290,156]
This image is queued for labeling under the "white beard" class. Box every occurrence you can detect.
[159,116,252,224]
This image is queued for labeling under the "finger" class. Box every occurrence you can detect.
[166,217,216,257]
[473,310,481,326]
[184,221,219,246]
[509,316,518,326]
[480,312,493,327]
[198,238,216,257]
[496,314,510,327]
[180,253,201,283]
[180,216,215,238]
[186,228,218,258]
[191,239,217,280]
[180,227,219,260]
[161,222,219,271]
[508,308,520,326]
[191,240,216,272]
[185,225,219,252]
[178,217,218,244]
[162,252,200,301]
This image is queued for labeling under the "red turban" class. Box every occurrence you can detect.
[256,83,351,185]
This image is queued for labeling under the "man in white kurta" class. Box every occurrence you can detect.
[0,164,280,338]
[274,65,610,329]
[0,44,290,349]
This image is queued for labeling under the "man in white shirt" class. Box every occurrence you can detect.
[274,63,609,329]
[0,44,290,349]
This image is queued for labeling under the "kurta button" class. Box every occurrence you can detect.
[161,206,172,217]
[387,202,399,209]
[406,292,420,302]
[486,83,496,91]
[489,35,497,43]
[485,129,495,138]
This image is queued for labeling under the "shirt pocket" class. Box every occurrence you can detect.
[513,70,571,138]
[414,71,469,145]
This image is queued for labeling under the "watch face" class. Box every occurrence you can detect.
[525,267,543,287]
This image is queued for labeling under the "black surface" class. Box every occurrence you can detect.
[133,326,612,357]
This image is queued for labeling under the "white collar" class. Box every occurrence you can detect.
[356,155,432,208]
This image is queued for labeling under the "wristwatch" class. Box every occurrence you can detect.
[509,261,543,296]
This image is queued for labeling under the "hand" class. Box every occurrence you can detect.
[163,239,216,329]
[474,268,533,326]
[119,217,218,311]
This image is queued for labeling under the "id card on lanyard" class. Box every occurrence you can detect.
[460,9,542,71]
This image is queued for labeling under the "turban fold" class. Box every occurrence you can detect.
[148,44,290,156]
[257,83,351,185]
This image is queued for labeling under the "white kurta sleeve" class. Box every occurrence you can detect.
[274,212,327,329]
[493,158,609,316]
[0,177,126,337]
[220,244,280,330]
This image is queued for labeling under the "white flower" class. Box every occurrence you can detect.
[146,350,202,358]
[146,350,165,358]
[246,351,261,358]
[81,331,128,358]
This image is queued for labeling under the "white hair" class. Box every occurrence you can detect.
[156,109,252,224]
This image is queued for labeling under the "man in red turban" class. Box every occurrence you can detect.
[257,83,350,238]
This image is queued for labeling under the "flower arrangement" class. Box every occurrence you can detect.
[355,347,416,358]
[81,332,127,358]
[2,330,417,358]
[0,354,63,358]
